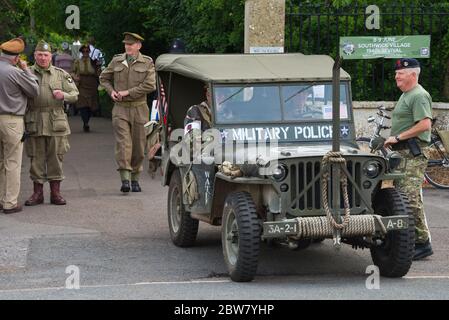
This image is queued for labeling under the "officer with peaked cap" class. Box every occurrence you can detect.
[24,40,79,207]
[384,58,434,260]
[100,32,156,193]
[0,38,39,214]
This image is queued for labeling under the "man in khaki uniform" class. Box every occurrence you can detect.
[100,32,156,193]
[24,40,79,206]
[0,38,39,214]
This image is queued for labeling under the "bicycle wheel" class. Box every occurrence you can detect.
[424,143,449,189]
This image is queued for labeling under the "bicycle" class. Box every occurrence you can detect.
[356,105,449,189]
[424,124,449,189]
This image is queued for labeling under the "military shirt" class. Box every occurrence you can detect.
[99,52,156,105]
[391,84,433,143]
[0,58,39,115]
[26,64,79,136]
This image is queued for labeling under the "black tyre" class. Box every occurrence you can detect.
[370,188,415,277]
[168,170,199,247]
[222,192,261,282]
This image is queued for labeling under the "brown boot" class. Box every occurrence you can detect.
[50,181,66,205]
[24,182,44,206]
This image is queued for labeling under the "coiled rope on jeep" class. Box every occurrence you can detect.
[293,215,382,239]
[321,151,351,230]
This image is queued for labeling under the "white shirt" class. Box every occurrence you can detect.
[89,44,102,61]
[77,45,103,61]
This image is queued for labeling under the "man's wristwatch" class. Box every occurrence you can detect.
[394,135,401,142]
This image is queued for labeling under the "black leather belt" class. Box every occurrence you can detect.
[391,139,429,151]
[391,141,408,151]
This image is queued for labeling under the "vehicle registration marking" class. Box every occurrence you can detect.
[383,217,408,230]
[263,221,298,238]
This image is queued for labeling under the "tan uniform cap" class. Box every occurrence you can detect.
[122,32,144,44]
[35,40,52,52]
[0,38,25,55]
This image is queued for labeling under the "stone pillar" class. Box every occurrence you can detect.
[244,0,285,54]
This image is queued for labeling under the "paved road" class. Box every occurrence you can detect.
[0,117,448,300]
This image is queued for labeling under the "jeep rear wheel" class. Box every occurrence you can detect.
[370,188,415,277]
[222,192,261,282]
[168,170,199,247]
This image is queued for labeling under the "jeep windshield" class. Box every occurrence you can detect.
[214,83,350,124]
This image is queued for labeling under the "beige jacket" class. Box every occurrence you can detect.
[26,65,79,136]
[99,52,156,106]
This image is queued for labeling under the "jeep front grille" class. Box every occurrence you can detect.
[289,158,364,212]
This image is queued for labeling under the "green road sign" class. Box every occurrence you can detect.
[340,35,431,60]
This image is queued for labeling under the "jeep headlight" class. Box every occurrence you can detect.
[386,151,403,171]
[271,164,288,181]
[363,161,381,179]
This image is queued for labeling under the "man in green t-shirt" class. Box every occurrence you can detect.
[384,58,433,260]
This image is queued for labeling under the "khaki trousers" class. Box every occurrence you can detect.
[0,115,24,209]
[112,104,149,175]
[25,136,70,184]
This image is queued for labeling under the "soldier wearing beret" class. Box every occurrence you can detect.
[99,32,156,193]
[24,40,79,206]
[0,38,39,214]
[384,58,433,260]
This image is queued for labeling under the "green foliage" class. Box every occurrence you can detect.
[2,0,448,102]
[286,1,449,102]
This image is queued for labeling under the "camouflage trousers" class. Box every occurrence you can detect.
[394,148,431,243]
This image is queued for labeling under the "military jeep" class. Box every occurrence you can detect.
[155,53,414,282]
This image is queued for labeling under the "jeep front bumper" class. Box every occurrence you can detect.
[262,215,409,239]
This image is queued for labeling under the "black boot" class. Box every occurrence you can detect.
[121,180,130,193]
[80,107,91,132]
[413,240,433,260]
[131,181,142,192]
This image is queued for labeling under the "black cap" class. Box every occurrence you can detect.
[395,58,420,70]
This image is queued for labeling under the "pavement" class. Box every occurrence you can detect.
[0,116,448,300]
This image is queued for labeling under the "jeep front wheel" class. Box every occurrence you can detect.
[370,188,415,277]
[168,170,199,247]
[222,192,261,282]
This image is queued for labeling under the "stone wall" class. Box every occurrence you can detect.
[353,101,449,138]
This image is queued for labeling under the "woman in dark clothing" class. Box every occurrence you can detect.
[72,44,101,132]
